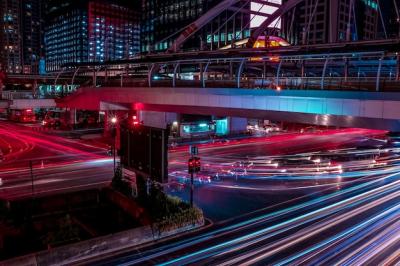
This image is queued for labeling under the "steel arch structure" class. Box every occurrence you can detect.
[248,0,304,47]
[168,0,241,52]
[168,0,304,52]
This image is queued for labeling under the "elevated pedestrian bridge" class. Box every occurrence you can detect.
[58,86,400,131]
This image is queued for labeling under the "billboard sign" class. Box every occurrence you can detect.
[120,124,169,183]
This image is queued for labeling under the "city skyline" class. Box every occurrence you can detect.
[0,2,400,264]
[0,0,398,73]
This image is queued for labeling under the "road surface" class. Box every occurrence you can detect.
[1,121,398,264]
[93,171,400,265]
[0,121,113,199]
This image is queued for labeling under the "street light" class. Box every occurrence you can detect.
[111,117,117,174]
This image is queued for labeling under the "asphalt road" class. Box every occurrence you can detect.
[167,128,390,221]
[84,129,400,265]
[93,171,400,266]
[2,121,398,265]
[0,121,113,199]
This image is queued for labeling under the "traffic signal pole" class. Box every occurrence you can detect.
[189,146,200,208]
[190,154,194,207]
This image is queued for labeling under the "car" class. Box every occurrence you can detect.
[264,124,281,133]
[271,158,314,167]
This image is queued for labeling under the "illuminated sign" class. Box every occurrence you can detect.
[250,0,282,29]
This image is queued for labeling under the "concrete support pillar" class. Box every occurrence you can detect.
[69,109,77,130]
[138,110,178,129]
[228,117,248,135]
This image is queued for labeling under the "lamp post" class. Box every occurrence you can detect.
[111,117,117,174]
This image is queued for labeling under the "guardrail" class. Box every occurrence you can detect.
[1,90,79,100]
[1,91,34,100]
[94,76,400,92]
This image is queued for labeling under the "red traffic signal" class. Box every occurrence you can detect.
[194,157,201,172]
[132,115,139,126]
[188,158,195,173]
[188,157,201,173]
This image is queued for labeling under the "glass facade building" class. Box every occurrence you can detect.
[21,0,44,74]
[142,0,272,52]
[379,0,400,39]
[141,0,208,52]
[45,5,88,72]
[45,0,140,72]
[88,1,140,62]
[0,0,21,73]
[0,0,43,74]
[281,0,379,45]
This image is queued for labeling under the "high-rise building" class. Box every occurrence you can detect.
[21,0,45,74]
[281,0,379,45]
[141,0,208,52]
[141,0,284,52]
[204,1,252,50]
[0,0,44,74]
[1,0,22,74]
[379,0,400,39]
[44,1,88,72]
[45,0,140,72]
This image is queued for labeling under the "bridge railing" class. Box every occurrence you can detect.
[95,76,400,92]
[2,91,35,100]
[63,45,400,93]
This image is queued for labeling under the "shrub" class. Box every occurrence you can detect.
[146,186,204,235]
[111,170,204,233]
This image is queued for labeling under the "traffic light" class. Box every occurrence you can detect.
[188,157,201,173]
[132,115,139,126]
[188,158,195,174]
[194,157,201,172]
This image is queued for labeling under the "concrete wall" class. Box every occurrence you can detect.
[1,220,204,266]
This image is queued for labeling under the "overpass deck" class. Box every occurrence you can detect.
[58,86,400,131]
